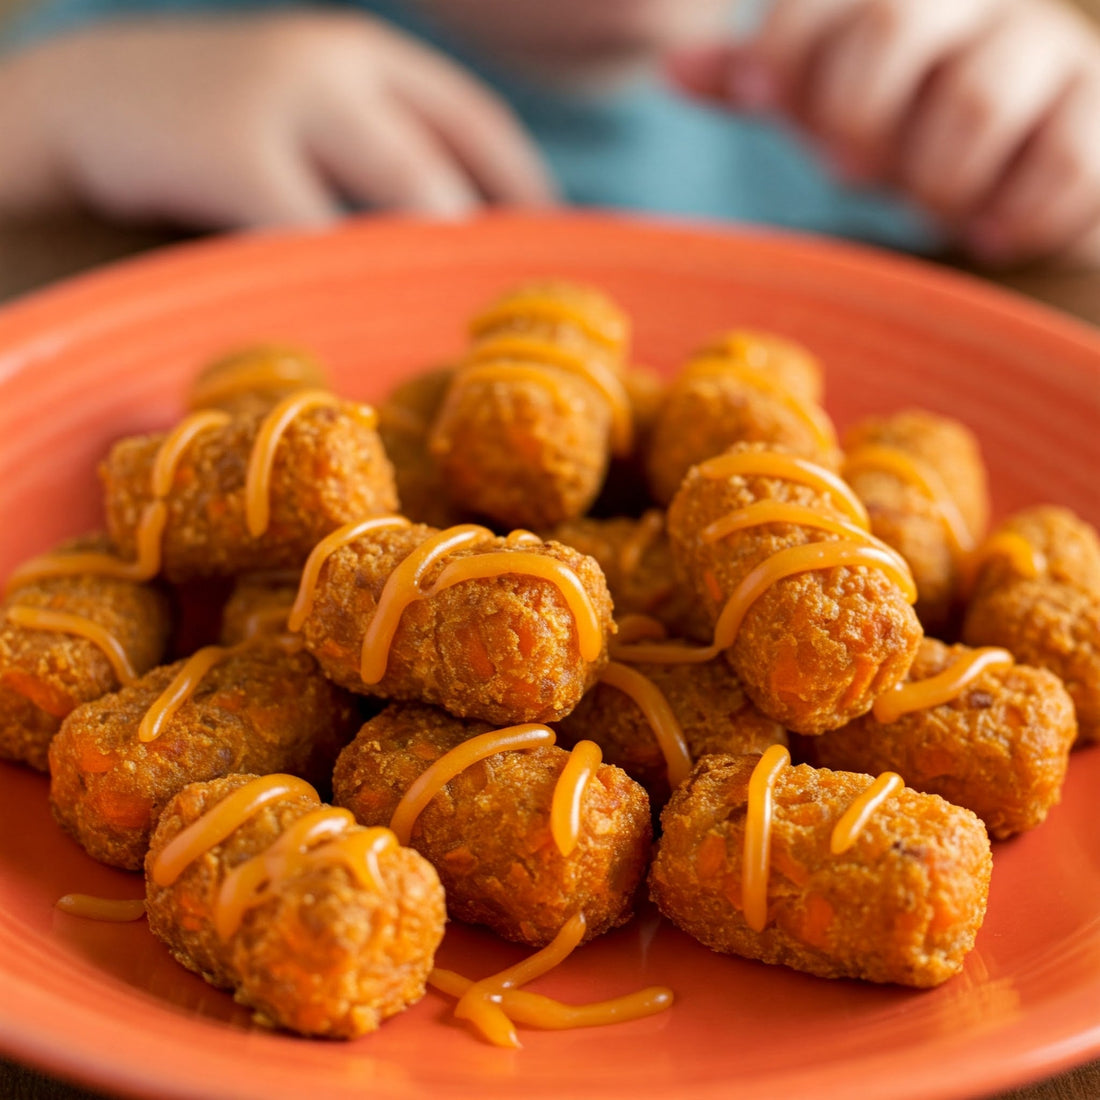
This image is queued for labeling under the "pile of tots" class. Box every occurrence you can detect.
[1,281,1095,1043]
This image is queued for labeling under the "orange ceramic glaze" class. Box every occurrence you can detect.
[0,215,1098,1100]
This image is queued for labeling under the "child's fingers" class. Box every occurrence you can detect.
[807,0,997,177]
[964,75,1100,263]
[899,8,1084,220]
[389,47,557,206]
[305,95,482,217]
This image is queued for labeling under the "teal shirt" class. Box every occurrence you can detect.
[3,0,935,250]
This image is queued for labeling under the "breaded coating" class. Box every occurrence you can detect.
[963,506,1100,743]
[649,754,991,987]
[187,344,329,419]
[696,330,824,406]
[300,523,614,724]
[428,281,630,528]
[146,774,445,1038]
[49,640,359,869]
[219,572,299,644]
[549,513,710,642]
[100,400,397,582]
[810,639,1075,839]
[554,659,788,807]
[0,536,172,770]
[843,411,989,635]
[667,444,923,734]
[376,366,466,529]
[646,333,838,506]
[333,703,651,947]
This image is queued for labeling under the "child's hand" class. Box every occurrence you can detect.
[0,11,555,227]
[669,0,1100,266]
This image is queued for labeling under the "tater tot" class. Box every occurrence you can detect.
[549,512,710,642]
[100,399,397,582]
[218,572,300,645]
[0,536,172,770]
[187,344,329,418]
[554,659,788,807]
[646,332,838,506]
[49,640,359,869]
[146,773,445,1038]
[843,411,989,635]
[962,506,1100,743]
[428,282,631,528]
[666,444,923,734]
[333,703,651,947]
[809,638,1076,839]
[299,522,613,725]
[649,753,991,987]
[376,366,466,529]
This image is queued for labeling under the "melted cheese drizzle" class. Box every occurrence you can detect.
[437,912,669,1048]
[613,453,913,666]
[245,391,376,538]
[151,410,233,496]
[698,451,868,526]
[550,740,603,858]
[288,515,412,633]
[388,724,556,846]
[429,967,673,1036]
[360,524,494,683]
[598,662,692,789]
[685,355,837,452]
[615,542,915,667]
[505,529,543,547]
[152,774,317,886]
[138,645,232,743]
[742,745,790,933]
[966,531,1046,583]
[872,647,1014,725]
[830,773,904,855]
[613,614,669,645]
[215,805,395,939]
[424,550,603,662]
[149,774,394,939]
[843,444,975,558]
[465,338,633,455]
[6,606,137,685]
[618,510,665,578]
[55,894,146,921]
[471,294,626,350]
[188,349,324,411]
[2,406,231,591]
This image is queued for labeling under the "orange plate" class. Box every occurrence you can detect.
[0,213,1098,1100]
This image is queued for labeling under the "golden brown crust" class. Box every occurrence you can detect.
[301,524,614,725]
[145,774,445,1038]
[0,535,172,770]
[646,337,838,506]
[187,345,329,418]
[428,281,630,528]
[694,331,824,406]
[429,364,613,529]
[809,638,1076,838]
[332,702,651,947]
[100,401,397,582]
[649,754,991,987]
[962,506,1100,743]
[554,660,787,807]
[218,573,299,645]
[667,444,923,734]
[49,641,359,869]
[376,366,467,529]
[843,410,989,634]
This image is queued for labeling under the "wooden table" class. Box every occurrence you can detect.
[0,211,1097,1100]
